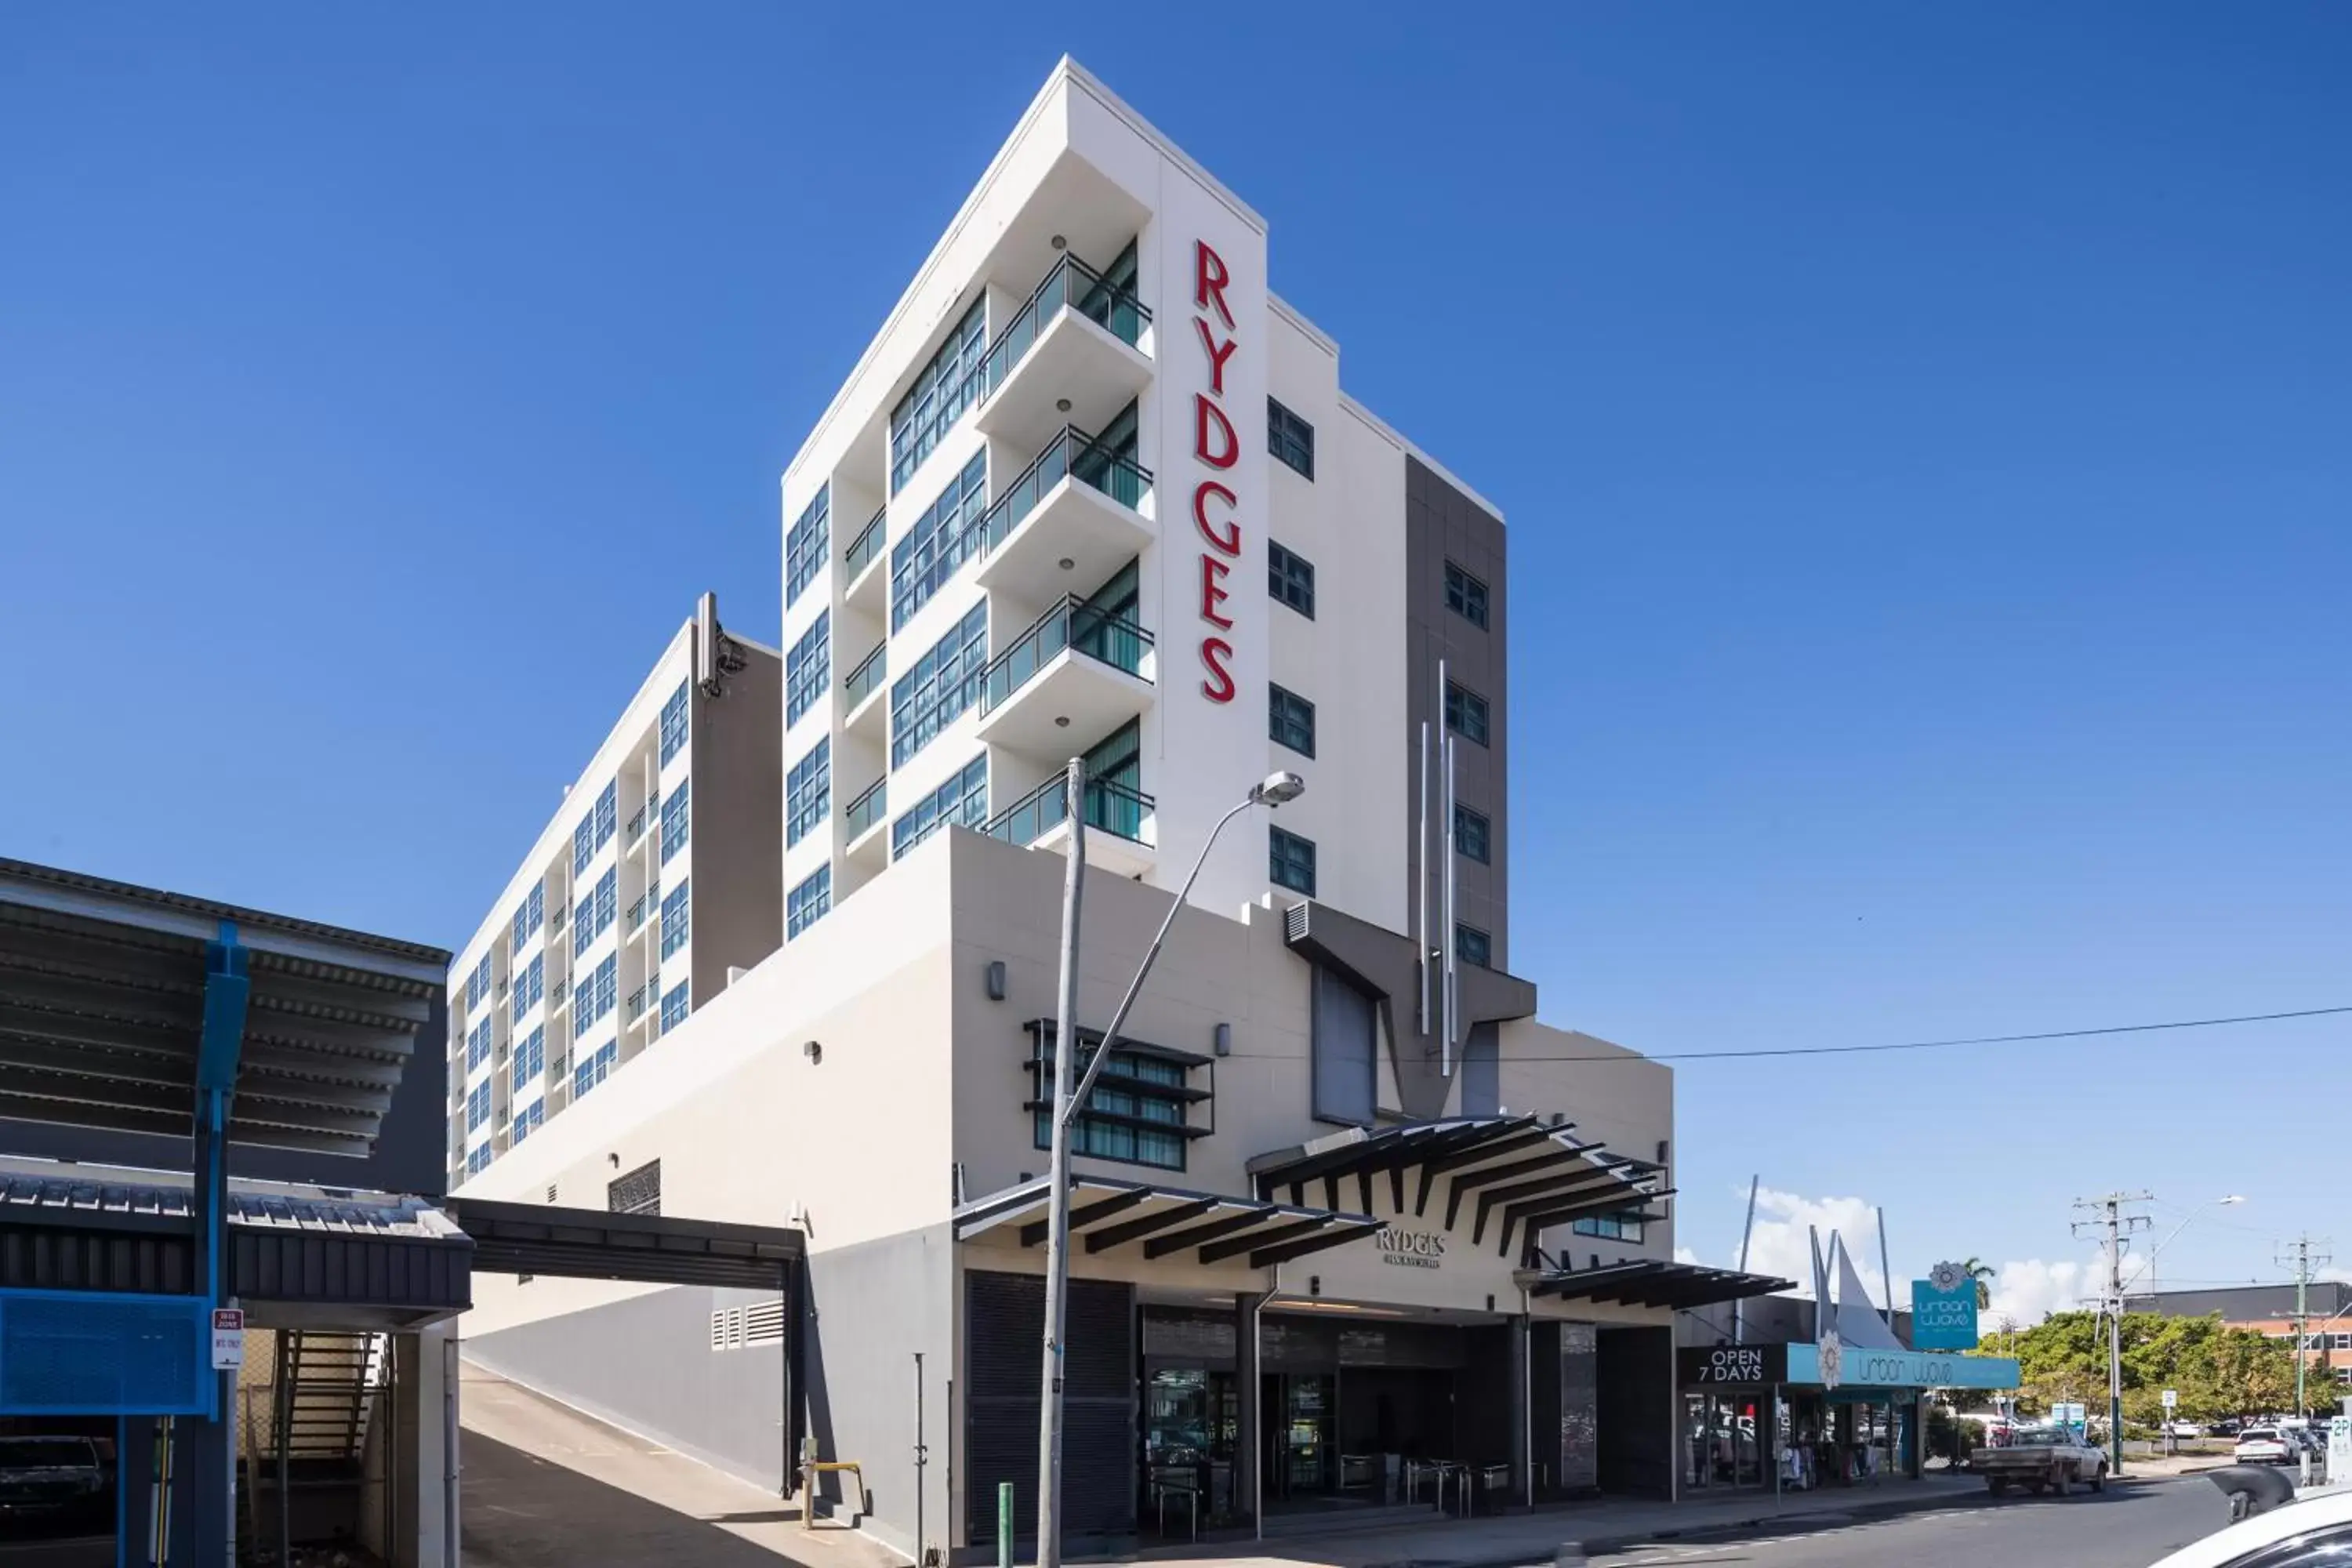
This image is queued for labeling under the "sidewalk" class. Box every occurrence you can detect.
[1119,1475,1990,1568]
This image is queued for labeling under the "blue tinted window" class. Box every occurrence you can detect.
[786,611,830,728]
[660,880,691,960]
[889,451,988,630]
[891,755,988,861]
[659,982,690,1031]
[889,601,988,768]
[786,484,830,608]
[888,297,985,494]
[659,679,690,765]
[510,885,543,957]
[786,738,830,848]
[1455,923,1492,969]
[661,777,691,864]
[787,865,831,939]
[1269,826,1316,895]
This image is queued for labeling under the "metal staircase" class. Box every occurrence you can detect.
[241,1329,391,1563]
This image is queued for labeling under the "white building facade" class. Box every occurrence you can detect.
[450,60,1781,1564]
[445,599,781,1189]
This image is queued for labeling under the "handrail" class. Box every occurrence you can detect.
[844,505,886,579]
[979,426,1152,556]
[985,771,1155,849]
[985,250,1149,395]
[981,595,1153,715]
[844,641,887,710]
[844,775,887,840]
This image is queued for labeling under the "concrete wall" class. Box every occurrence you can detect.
[1404,455,1510,969]
[693,638,786,1005]
[467,1283,790,1490]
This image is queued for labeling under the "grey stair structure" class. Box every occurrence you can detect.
[241,1328,394,1562]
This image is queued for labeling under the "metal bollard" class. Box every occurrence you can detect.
[998,1480,1014,1568]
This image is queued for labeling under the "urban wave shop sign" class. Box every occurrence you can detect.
[1377,1229,1447,1269]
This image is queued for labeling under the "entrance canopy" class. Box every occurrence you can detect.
[0,858,445,1156]
[1248,1116,1668,1259]
[955,1175,1385,1269]
[1526,1258,1794,1312]
[445,1196,804,1289]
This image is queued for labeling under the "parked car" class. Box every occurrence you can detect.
[0,1436,107,1526]
[2234,1428,2295,1465]
[1976,1425,2108,1496]
[2162,1420,2205,1440]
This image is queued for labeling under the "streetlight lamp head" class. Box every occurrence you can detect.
[1252,771,1305,806]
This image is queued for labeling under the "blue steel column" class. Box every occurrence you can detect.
[183,921,249,1567]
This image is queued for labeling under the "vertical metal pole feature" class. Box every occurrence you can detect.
[445,1333,461,1568]
[1876,1208,1895,1333]
[996,1481,1014,1568]
[1037,758,1087,1568]
[914,1351,927,1568]
[1441,729,1457,1071]
[1734,1175,1760,1345]
[1417,721,1430,1036]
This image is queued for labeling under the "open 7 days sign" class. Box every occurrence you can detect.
[1679,1345,1791,1385]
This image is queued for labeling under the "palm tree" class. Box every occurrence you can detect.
[1962,1258,1996,1311]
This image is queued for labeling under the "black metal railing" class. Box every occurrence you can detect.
[981,596,1152,716]
[844,504,886,579]
[979,426,1150,555]
[985,772,1154,848]
[984,249,1149,395]
[844,641,887,710]
[845,775,888,840]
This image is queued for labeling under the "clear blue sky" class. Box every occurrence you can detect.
[3,3,2346,1308]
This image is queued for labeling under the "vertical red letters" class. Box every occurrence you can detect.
[1191,239,1240,703]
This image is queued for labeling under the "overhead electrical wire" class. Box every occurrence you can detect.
[1225,1005,2350,1065]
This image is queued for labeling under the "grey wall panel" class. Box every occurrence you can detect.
[691,647,785,1011]
[465,1282,789,1491]
[1402,456,1508,971]
[1308,966,1376,1127]
[797,1225,955,1560]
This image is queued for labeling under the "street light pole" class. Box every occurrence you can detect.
[1035,768,1304,1568]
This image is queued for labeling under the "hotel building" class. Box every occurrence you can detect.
[451,58,1781,1561]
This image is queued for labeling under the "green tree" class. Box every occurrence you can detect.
[1969,1311,2299,1425]
[1960,1258,1996,1311]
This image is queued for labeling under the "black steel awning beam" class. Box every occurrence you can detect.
[1249,1221,1382,1269]
[1200,1214,1330,1265]
[1084,1197,1219,1254]
[1020,1187,1152,1247]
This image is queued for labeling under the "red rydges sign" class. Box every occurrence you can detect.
[1191,240,1240,702]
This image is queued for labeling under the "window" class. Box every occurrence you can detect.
[1269,684,1316,757]
[786,611,830,728]
[1573,1214,1646,1244]
[513,1098,543,1143]
[661,776,691,865]
[891,754,988,860]
[786,737,829,848]
[573,812,595,877]
[1269,826,1317,896]
[466,1144,492,1178]
[1268,540,1314,618]
[888,450,988,630]
[573,1039,618,1100]
[465,954,492,1011]
[1445,681,1490,746]
[608,1158,662,1218]
[660,880,691,960]
[787,865,831,939]
[1456,923,1492,969]
[466,1080,490,1134]
[889,601,988,768]
[465,1018,492,1073]
[511,1025,544,1094]
[574,867,618,956]
[1029,1023,1192,1172]
[1454,804,1490,864]
[1445,561,1490,629]
[889,296,985,494]
[2225,1525,2352,1566]
[785,484,829,608]
[510,885,543,958]
[1267,397,1314,479]
[578,953,619,1027]
[659,982,690,1031]
[659,678,690,766]
[593,781,617,851]
[510,953,543,1019]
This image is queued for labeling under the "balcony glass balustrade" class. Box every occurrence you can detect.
[983,250,1149,397]
[980,596,1152,716]
[979,426,1150,558]
[985,773,1153,848]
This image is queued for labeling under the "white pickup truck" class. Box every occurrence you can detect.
[1976,1427,2109,1496]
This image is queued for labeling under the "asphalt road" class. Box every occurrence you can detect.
[1585,1476,2233,1567]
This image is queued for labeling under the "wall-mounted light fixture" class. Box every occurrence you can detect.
[985,961,1007,1001]
[1214,1023,1232,1057]
[803,1040,822,1065]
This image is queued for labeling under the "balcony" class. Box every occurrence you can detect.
[975,426,1154,606]
[843,640,887,736]
[626,978,658,1027]
[548,976,570,1014]
[844,775,888,869]
[626,803,651,848]
[986,773,1157,879]
[844,503,887,617]
[625,885,660,941]
[976,252,1152,450]
[976,596,1155,756]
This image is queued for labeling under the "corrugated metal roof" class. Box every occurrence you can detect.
[0,1169,455,1238]
[0,858,447,1155]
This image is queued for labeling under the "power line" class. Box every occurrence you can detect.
[1219,1004,2351,1065]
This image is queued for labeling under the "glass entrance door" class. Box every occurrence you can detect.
[1263,1374,1336,1499]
